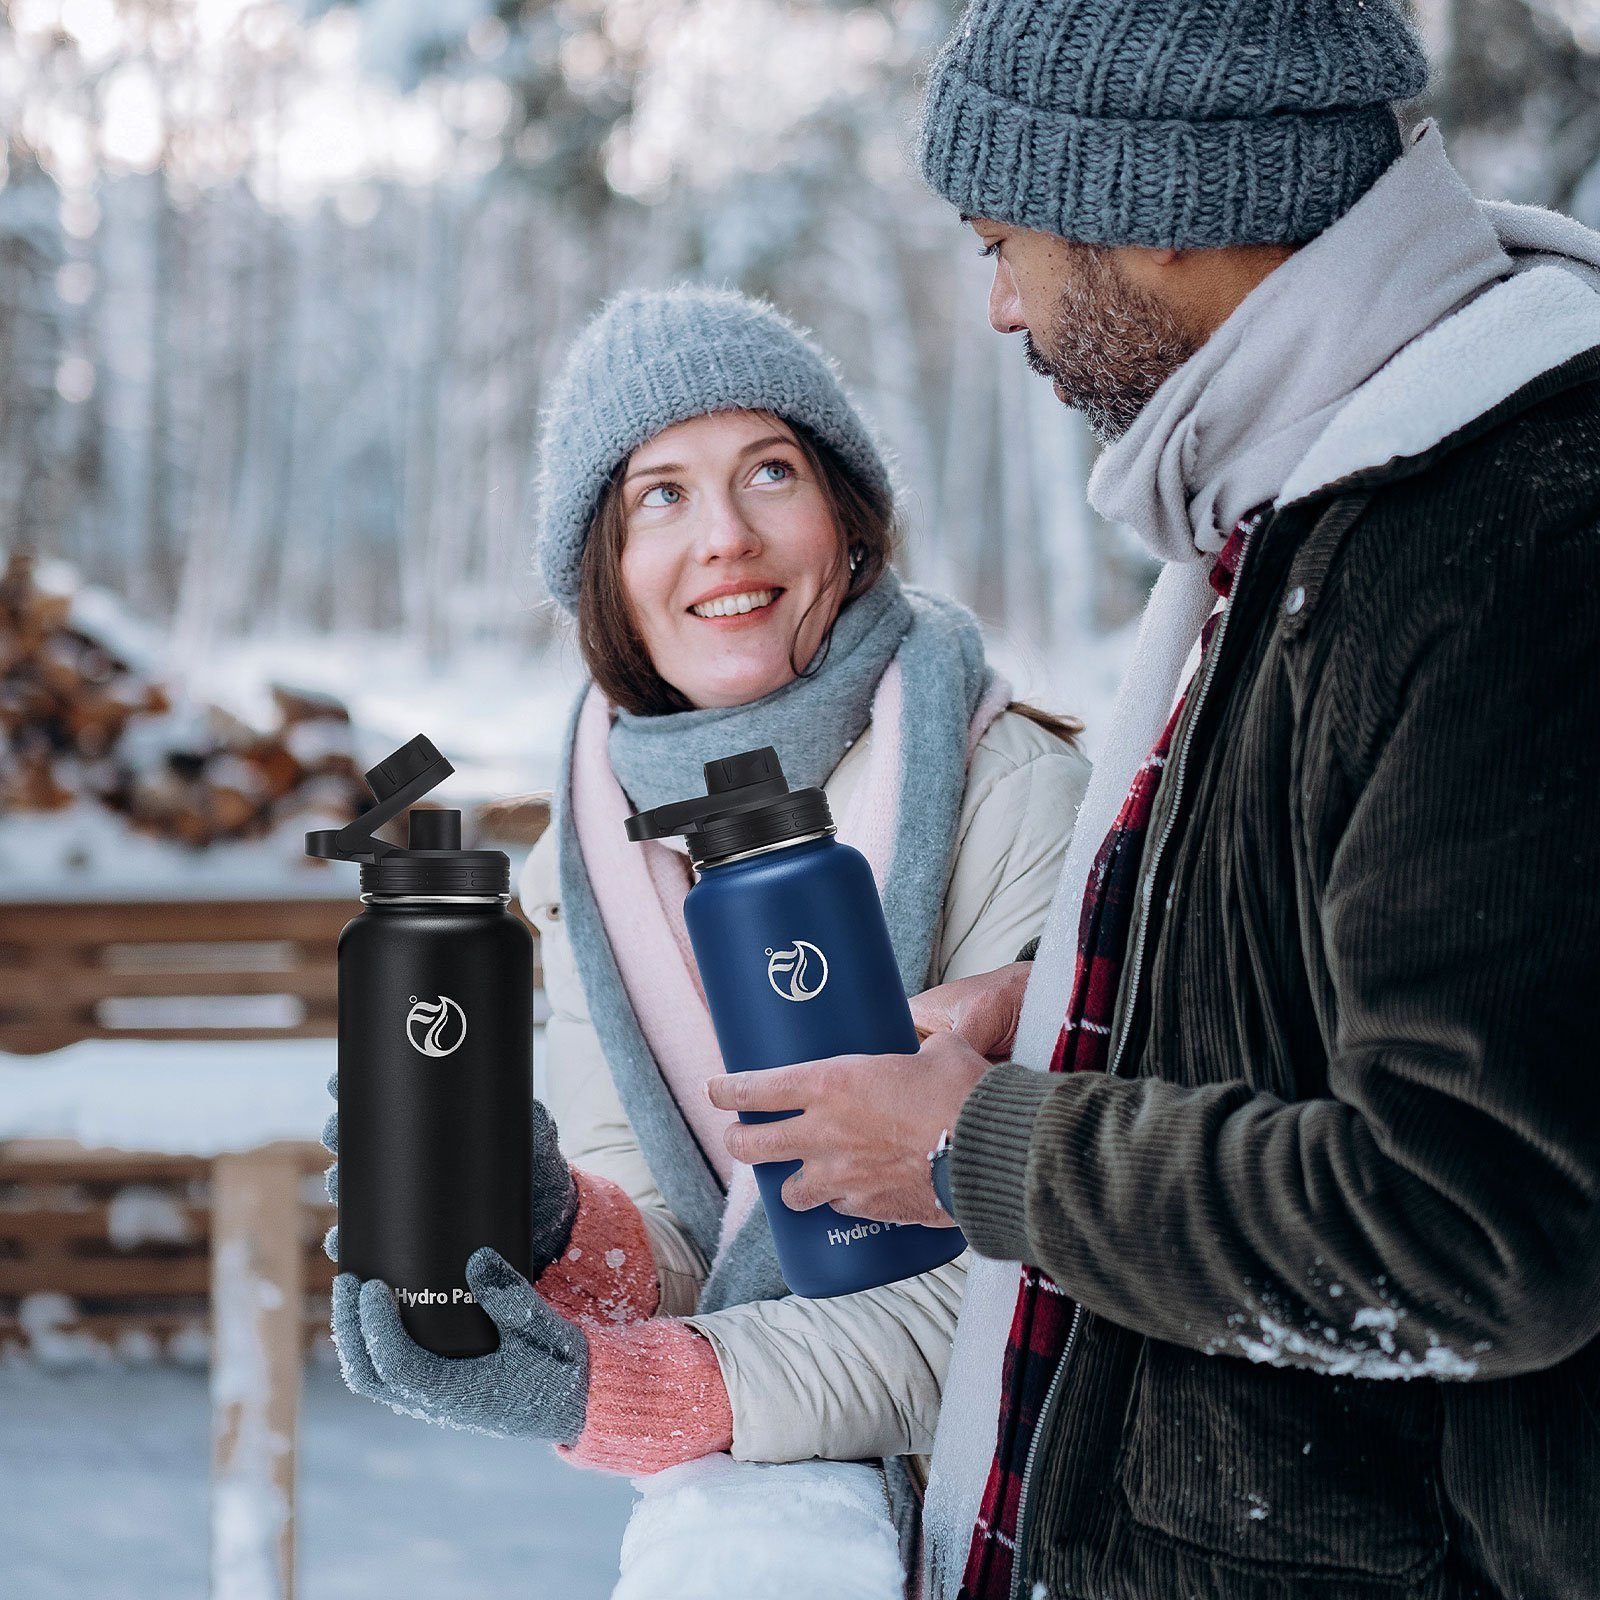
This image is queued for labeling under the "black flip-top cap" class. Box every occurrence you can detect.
[624,745,833,868]
[306,734,509,896]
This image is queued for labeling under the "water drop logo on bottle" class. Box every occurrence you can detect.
[626,746,965,1299]
[766,940,828,1002]
[406,993,468,1056]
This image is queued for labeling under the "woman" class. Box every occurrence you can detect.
[326,286,1090,1553]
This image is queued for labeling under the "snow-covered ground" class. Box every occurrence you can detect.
[0,1355,637,1600]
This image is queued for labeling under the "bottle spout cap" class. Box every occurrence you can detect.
[305,734,455,865]
[624,745,833,868]
[624,745,792,844]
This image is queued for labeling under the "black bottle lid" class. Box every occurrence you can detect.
[305,734,510,897]
[625,746,834,869]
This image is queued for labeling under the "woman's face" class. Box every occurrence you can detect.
[617,410,849,710]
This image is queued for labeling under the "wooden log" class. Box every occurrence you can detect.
[211,1145,304,1600]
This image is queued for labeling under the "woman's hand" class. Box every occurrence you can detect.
[333,1246,733,1472]
[321,1077,579,1270]
[333,1247,590,1441]
[909,960,1033,1061]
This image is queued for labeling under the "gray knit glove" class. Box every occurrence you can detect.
[331,1246,591,1442]
[320,1071,579,1269]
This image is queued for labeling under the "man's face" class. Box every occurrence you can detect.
[966,216,1202,442]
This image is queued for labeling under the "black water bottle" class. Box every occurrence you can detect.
[307,736,534,1356]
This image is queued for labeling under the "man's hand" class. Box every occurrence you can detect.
[910,960,1032,1060]
[707,1029,993,1227]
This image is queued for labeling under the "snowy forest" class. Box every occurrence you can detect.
[4,0,1596,786]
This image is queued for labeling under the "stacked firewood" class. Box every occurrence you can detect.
[0,550,370,848]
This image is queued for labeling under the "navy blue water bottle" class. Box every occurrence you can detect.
[625,747,965,1298]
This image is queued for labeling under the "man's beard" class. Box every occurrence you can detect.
[1024,243,1201,442]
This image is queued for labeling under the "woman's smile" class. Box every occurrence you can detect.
[686,584,787,626]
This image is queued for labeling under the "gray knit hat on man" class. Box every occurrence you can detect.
[917,0,1428,249]
[532,286,893,615]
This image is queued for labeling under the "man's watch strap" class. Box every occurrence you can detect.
[929,1127,956,1217]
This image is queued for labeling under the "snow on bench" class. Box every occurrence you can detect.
[0,1036,333,1152]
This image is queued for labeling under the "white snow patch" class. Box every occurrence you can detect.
[114,1327,162,1364]
[0,804,362,901]
[1229,1311,1479,1381]
[604,1248,626,1270]
[613,1456,902,1600]
[0,1037,333,1154]
[18,1292,111,1368]
[169,1324,212,1367]
[107,1184,194,1249]
[1351,1305,1400,1332]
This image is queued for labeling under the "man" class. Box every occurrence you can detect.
[708,1,1600,1596]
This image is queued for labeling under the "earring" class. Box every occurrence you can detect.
[848,545,862,572]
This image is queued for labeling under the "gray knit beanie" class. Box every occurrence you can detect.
[917,0,1429,249]
[532,286,894,615]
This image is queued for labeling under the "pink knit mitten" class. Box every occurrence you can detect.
[535,1168,660,1326]
[559,1316,734,1474]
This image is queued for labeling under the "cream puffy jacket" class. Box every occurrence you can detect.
[517,708,1090,1468]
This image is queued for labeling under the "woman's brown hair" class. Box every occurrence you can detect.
[573,410,1081,750]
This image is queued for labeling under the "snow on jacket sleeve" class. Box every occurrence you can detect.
[687,713,1092,1463]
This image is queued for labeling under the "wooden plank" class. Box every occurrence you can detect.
[1,900,351,944]
[0,897,541,1053]
[0,1199,207,1245]
[0,967,341,1007]
[0,1203,334,1249]
[0,1254,213,1295]
[0,1140,328,1180]
[211,1147,304,1600]
[0,1144,216,1182]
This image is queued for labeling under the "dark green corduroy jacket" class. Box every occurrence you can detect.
[953,347,1600,1600]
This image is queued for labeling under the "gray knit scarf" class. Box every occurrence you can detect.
[554,565,997,1313]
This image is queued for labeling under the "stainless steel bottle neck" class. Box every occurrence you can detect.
[694,826,834,873]
[358,892,509,905]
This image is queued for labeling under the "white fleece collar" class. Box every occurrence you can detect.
[1277,265,1600,508]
